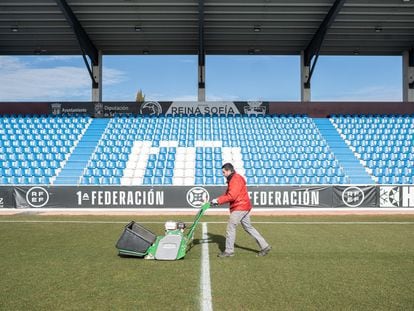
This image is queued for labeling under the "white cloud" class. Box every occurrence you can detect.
[0,56,26,71]
[315,86,402,101]
[143,93,198,101]
[206,94,240,101]
[103,68,125,85]
[171,95,197,101]
[33,56,82,63]
[103,89,136,101]
[145,92,167,101]
[0,56,125,101]
[133,93,239,102]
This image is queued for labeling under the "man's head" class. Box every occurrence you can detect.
[221,163,235,178]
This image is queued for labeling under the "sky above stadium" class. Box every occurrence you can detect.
[0,55,402,102]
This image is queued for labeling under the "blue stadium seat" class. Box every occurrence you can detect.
[214,177,224,184]
[3,114,409,186]
[205,177,214,185]
[143,177,152,185]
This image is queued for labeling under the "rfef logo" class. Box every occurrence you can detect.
[186,187,209,208]
[26,187,50,208]
[342,186,365,207]
[380,186,400,207]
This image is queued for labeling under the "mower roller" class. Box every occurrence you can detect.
[115,202,210,260]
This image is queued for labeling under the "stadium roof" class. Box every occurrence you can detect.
[0,0,413,57]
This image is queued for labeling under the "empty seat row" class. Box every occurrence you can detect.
[331,115,414,184]
[0,176,51,184]
[0,115,91,185]
[1,114,412,186]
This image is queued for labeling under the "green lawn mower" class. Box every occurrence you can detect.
[115,202,210,260]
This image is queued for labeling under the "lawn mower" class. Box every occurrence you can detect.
[115,202,210,260]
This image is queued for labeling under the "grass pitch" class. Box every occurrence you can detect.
[0,214,413,310]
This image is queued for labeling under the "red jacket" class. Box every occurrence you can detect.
[217,172,252,212]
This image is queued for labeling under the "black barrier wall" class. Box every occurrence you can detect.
[45,101,270,117]
[1,185,413,209]
[2,101,414,117]
[0,187,15,208]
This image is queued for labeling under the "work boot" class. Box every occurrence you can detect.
[217,251,234,258]
[256,245,272,257]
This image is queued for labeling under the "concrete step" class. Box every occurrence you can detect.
[57,170,83,177]
[314,118,374,184]
[54,118,110,185]
[54,177,80,185]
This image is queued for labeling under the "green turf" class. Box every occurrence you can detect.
[0,218,201,311]
[208,219,414,311]
[0,215,413,310]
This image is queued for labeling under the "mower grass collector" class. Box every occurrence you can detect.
[115,202,210,260]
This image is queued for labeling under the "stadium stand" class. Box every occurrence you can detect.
[0,115,90,185]
[0,114,412,186]
[330,115,414,185]
[80,114,352,186]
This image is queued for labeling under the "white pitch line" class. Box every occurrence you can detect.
[201,222,213,311]
[0,220,165,224]
[206,221,414,225]
[0,220,413,225]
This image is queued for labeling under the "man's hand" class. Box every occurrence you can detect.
[211,198,219,206]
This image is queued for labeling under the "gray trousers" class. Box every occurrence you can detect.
[225,211,269,253]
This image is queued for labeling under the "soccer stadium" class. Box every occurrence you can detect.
[1,1,414,310]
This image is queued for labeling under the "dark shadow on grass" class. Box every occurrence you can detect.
[117,253,145,259]
[192,233,258,253]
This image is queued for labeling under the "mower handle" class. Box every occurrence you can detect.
[186,202,210,240]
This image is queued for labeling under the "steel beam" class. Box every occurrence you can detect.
[304,0,346,88]
[54,0,98,66]
[55,0,100,97]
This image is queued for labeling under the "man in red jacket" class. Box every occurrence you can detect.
[211,163,271,258]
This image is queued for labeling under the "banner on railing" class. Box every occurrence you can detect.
[45,101,270,117]
[1,185,413,209]
[333,186,378,208]
[98,101,269,117]
[0,187,14,208]
[49,102,95,115]
[11,185,330,209]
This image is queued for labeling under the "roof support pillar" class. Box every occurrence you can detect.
[403,49,414,102]
[198,61,206,102]
[301,51,311,102]
[198,0,205,102]
[92,50,102,102]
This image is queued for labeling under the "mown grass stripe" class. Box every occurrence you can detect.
[206,221,414,225]
[0,220,414,225]
[0,220,165,224]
